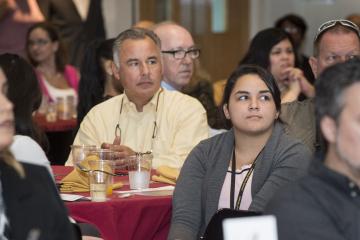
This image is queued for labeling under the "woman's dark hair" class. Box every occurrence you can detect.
[26,21,67,72]
[0,53,48,151]
[77,38,115,126]
[275,14,308,38]
[239,28,298,69]
[222,64,281,128]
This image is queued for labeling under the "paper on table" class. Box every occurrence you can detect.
[60,193,90,201]
[114,185,174,194]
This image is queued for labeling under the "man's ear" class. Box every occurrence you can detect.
[320,116,337,143]
[223,104,231,120]
[111,62,120,80]
[309,56,318,78]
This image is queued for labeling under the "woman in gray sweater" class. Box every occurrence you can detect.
[168,65,312,239]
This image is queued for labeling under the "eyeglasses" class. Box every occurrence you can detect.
[28,39,50,47]
[161,48,200,60]
[314,19,360,42]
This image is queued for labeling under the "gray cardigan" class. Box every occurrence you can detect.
[168,122,312,240]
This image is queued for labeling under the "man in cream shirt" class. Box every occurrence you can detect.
[66,28,208,168]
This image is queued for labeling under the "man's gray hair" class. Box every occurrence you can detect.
[112,28,161,68]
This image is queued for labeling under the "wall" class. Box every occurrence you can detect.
[250,0,360,55]
[102,0,133,38]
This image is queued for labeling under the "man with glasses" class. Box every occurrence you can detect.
[280,19,360,152]
[265,58,360,240]
[153,22,200,91]
[66,28,209,168]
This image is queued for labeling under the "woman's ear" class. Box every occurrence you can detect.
[111,62,120,80]
[103,59,113,76]
[275,111,279,120]
[223,103,231,120]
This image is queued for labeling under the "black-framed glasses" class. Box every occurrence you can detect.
[314,19,360,42]
[162,48,200,60]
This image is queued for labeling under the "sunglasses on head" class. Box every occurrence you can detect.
[314,19,360,42]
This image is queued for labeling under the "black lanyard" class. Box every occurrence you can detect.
[229,146,263,210]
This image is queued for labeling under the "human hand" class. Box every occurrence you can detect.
[101,136,136,160]
[298,76,315,98]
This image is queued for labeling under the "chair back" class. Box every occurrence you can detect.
[201,208,261,240]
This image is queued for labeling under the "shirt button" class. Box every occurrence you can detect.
[351,191,357,198]
[349,182,355,188]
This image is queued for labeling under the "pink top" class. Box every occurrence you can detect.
[36,65,79,101]
[218,164,253,210]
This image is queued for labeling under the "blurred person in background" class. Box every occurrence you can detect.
[346,13,360,28]
[0,0,44,57]
[26,21,79,105]
[36,0,106,68]
[239,28,315,103]
[275,13,315,84]
[154,22,225,132]
[76,38,123,129]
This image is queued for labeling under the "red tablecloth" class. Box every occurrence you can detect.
[52,166,172,240]
[34,113,77,132]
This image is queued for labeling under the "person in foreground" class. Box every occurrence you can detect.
[168,65,312,240]
[265,58,360,240]
[0,53,51,174]
[0,64,76,239]
[68,28,208,168]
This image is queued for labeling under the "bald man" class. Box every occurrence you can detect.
[153,22,200,91]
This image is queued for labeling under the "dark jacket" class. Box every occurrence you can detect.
[1,161,76,239]
[265,157,360,240]
[36,0,106,67]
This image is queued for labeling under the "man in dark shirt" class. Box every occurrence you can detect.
[265,58,360,240]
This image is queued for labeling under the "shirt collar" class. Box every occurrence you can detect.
[161,81,177,91]
[310,156,360,199]
[122,88,163,110]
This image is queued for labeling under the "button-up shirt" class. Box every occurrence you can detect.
[67,88,209,168]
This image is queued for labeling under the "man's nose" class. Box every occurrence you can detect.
[140,63,150,75]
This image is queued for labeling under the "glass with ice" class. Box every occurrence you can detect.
[127,153,153,190]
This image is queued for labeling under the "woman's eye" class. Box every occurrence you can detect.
[238,95,248,101]
[286,48,294,54]
[260,95,271,101]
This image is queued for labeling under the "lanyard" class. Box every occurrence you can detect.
[114,88,163,152]
[229,145,263,210]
